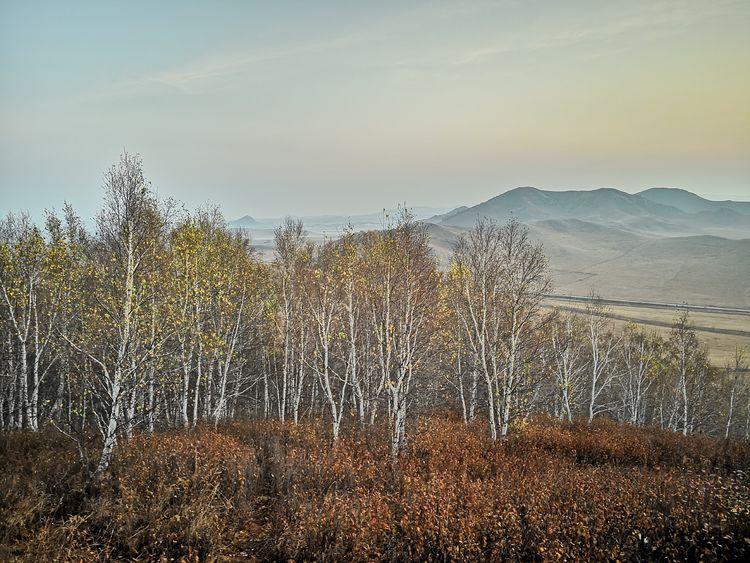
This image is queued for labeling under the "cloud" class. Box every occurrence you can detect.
[93,32,362,99]
[84,0,750,100]
[119,45,319,96]
[85,3,497,98]
[146,52,283,90]
[454,0,750,66]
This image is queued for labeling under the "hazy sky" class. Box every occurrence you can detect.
[1,0,749,221]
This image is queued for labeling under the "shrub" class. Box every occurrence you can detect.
[1,417,748,561]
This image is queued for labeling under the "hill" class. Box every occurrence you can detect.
[439,187,683,230]
[228,215,259,228]
[438,187,750,239]
[234,187,750,307]
[638,187,750,215]
[544,232,750,308]
[421,187,750,307]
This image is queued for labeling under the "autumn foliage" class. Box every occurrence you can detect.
[0,417,747,561]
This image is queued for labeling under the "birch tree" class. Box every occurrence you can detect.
[664,309,711,436]
[495,219,550,436]
[447,219,505,439]
[366,211,438,455]
[549,313,587,422]
[0,213,69,430]
[617,324,660,426]
[273,218,312,423]
[585,298,618,422]
[65,152,166,473]
[305,241,349,440]
[724,347,747,438]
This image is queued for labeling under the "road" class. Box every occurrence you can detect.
[544,294,750,317]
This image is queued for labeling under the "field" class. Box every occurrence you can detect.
[1,417,748,561]
[544,298,750,367]
[426,221,750,310]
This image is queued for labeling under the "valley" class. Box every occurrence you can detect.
[233,186,750,368]
[542,296,750,367]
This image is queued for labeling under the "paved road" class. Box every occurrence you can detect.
[544,294,750,317]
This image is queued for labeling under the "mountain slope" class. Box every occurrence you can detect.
[426,217,750,308]
[436,186,750,239]
[440,187,684,229]
[549,234,750,308]
[638,188,750,215]
[428,206,468,223]
[229,215,259,228]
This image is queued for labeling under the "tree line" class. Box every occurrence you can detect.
[1,153,747,473]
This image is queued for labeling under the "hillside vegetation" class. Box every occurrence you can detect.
[1,417,748,561]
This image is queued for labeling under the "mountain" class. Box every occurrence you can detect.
[232,187,750,307]
[229,215,259,228]
[229,206,452,242]
[426,217,750,307]
[434,187,750,239]
[422,187,750,307]
[638,188,750,215]
[427,206,468,223]
[438,187,683,229]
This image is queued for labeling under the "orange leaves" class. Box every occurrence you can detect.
[2,418,748,560]
[247,416,750,560]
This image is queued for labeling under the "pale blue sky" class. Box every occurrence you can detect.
[1,0,749,221]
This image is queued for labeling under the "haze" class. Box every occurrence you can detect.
[1,0,749,221]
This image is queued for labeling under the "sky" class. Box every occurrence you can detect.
[1,0,749,221]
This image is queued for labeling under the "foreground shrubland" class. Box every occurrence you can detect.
[1,417,748,561]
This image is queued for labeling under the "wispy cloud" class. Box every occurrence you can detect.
[87,3,499,99]
[116,44,327,96]
[84,0,750,101]
[146,52,284,90]
[92,31,365,100]
[454,0,750,66]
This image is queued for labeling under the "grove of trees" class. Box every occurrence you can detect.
[1,153,748,474]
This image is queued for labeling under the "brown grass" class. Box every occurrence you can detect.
[1,417,748,561]
[543,299,750,367]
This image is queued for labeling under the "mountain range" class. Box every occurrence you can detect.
[426,187,750,307]
[230,187,750,308]
[228,206,449,233]
[433,187,750,239]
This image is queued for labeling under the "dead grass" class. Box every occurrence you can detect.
[1,417,748,561]
[544,299,750,366]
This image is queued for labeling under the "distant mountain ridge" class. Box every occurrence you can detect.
[231,215,258,228]
[228,206,449,231]
[435,187,750,238]
[638,188,750,215]
[420,186,750,307]
[428,206,468,223]
[438,187,675,226]
[227,187,750,307]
